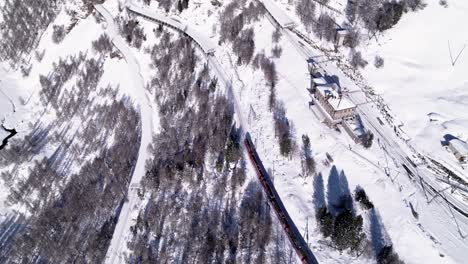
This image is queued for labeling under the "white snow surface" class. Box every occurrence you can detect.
[228,1,468,263]
[361,1,468,170]
[126,0,216,54]
[316,84,356,111]
[260,0,295,28]
[94,4,158,264]
[1,0,468,263]
[0,66,32,135]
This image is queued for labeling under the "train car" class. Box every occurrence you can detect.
[244,132,319,264]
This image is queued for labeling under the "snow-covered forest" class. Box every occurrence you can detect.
[1,0,467,263]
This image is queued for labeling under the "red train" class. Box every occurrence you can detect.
[244,133,319,264]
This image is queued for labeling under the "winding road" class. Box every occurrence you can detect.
[109,1,317,263]
[95,5,155,264]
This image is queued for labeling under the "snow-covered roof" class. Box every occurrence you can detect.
[316,84,355,111]
[313,77,327,86]
[344,118,364,137]
[260,0,296,28]
[126,2,216,54]
[449,139,468,156]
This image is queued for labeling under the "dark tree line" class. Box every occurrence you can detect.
[4,99,140,263]
[350,50,368,69]
[295,0,317,32]
[177,0,190,12]
[354,187,404,264]
[272,27,282,43]
[313,167,366,255]
[92,33,114,54]
[313,168,404,263]
[120,19,146,49]
[271,27,283,58]
[301,135,316,177]
[375,1,405,32]
[0,0,61,64]
[152,0,175,12]
[374,55,385,68]
[355,186,374,210]
[252,52,296,157]
[126,27,297,263]
[272,45,283,58]
[219,0,264,45]
[273,102,295,157]
[3,99,140,263]
[362,130,375,148]
[1,46,141,262]
[82,0,105,13]
[233,28,255,65]
[313,13,337,42]
[346,0,425,33]
[253,53,278,111]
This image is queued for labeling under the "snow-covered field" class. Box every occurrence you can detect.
[145,0,461,262]
[237,20,454,264]
[362,1,468,170]
[0,66,31,131]
[1,0,468,263]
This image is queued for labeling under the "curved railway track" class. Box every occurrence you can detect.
[120,2,318,262]
[245,133,319,264]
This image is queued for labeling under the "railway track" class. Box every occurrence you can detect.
[244,133,319,264]
[282,15,468,221]
[125,1,216,55]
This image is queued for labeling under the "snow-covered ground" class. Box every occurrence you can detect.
[236,21,453,264]
[0,66,31,133]
[0,0,151,223]
[95,3,159,263]
[2,0,467,263]
[245,1,468,262]
[361,1,468,171]
[181,3,440,264]
[113,0,468,262]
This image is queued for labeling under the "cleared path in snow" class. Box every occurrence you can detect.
[95,5,155,264]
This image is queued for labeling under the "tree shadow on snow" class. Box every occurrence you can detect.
[324,74,341,88]
[326,166,353,215]
[369,208,392,258]
[313,173,326,211]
